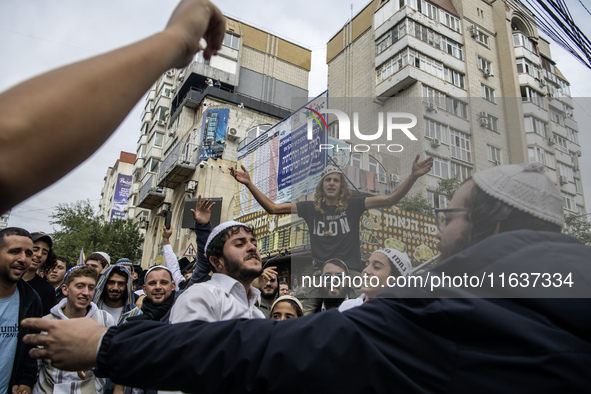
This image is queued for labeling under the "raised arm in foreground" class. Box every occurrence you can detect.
[229,165,294,215]
[0,0,225,213]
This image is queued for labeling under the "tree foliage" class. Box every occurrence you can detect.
[435,177,462,201]
[396,194,434,216]
[50,200,144,264]
[563,213,591,247]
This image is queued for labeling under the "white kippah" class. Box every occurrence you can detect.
[472,162,564,226]
[145,265,172,279]
[271,295,304,314]
[204,221,248,258]
[321,165,341,180]
[95,252,110,265]
[373,248,412,277]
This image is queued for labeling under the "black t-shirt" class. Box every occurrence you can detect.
[26,274,57,315]
[296,196,366,271]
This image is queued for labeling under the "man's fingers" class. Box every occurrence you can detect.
[22,317,53,333]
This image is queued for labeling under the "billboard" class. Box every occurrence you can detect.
[110,174,132,222]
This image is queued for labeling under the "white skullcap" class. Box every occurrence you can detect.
[472,162,564,226]
[373,248,412,277]
[204,221,248,258]
[321,165,341,180]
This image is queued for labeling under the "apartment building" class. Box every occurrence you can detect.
[98,151,136,222]
[129,17,311,267]
[326,0,585,214]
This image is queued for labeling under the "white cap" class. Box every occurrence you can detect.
[321,165,341,180]
[204,221,248,258]
[373,248,412,277]
[95,252,110,265]
[472,162,564,226]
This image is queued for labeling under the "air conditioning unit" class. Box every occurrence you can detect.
[559,176,568,185]
[139,220,149,229]
[178,73,185,82]
[165,110,170,119]
[469,25,478,37]
[227,127,239,141]
[165,70,175,77]
[576,150,582,157]
[157,204,169,216]
[482,69,493,78]
[171,87,176,94]
[431,138,441,148]
[573,166,580,172]
[539,79,547,87]
[547,137,554,146]
[548,92,554,99]
[390,174,401,183]
[493,160,501,166]
[479,117,488,127]
[426,102,436,112]
[168,130,176,137]
[185,180,197,193]
[157,120,166,126]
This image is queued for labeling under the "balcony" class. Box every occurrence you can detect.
[170,85,291,124]
[158,141,198,189]
[138,174,165,209]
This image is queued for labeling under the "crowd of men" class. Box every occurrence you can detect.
[1,0,590,392]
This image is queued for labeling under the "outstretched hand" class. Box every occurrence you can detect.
[410,154,433,179]
[252,266,278,289]
[229,165,252,186]
[191,195,215,225]
[165,0,226,68]
[22,318,106,371]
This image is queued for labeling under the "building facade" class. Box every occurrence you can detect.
[130,17,311,267]
[98,151,136,222]
[326,0,585,214]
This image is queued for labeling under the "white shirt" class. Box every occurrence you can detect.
[169,273,265,323]
[338,294,366,312]
[163,244,184,289]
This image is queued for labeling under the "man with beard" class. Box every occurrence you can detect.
[169,221,265,323]
[0,228,41,394]
[256,272,278,317]
[92,265,141,325]
[129,267,176,322]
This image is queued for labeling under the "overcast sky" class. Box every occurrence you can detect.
[2,0,591,233]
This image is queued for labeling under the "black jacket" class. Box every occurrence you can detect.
[96,230,591,393]
[8,280,42,392]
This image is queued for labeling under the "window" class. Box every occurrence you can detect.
[477,56,493,75]
[487,145,502,164]
[328,122,339,139]
[427,191,448,209]
[424,118,448,143]
[157,84,172,98]
[558,78,571,97]
[450,162,472,182]
[147,158,160,173]
[419,0,438,20]
[154,132,163,147]
[155,106,168,122]
[524,116,547,138]
[446,97,467,118]
[368,156,387,183]
[476,30,489,46]
[521,86,544,108]
[376,32,393,55]
[449,129,471,163]
[512,32,536,53]
[480,112,499,133]
[566,127,579,145]
[444,67,465,89]
[481,84,495,103]
[440,10,461,32]
[577,205,585,215]
[423,85,446,109]
[516,58,541,79]
[528,146,554,168]
[429,156,449,178]
[550,111,564,126]
[557,162,574,182]
[441,36,463,59]
[562,192,576,211]
[223,32,240,49]
[553,134,568,153]
[575,178,582,194]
